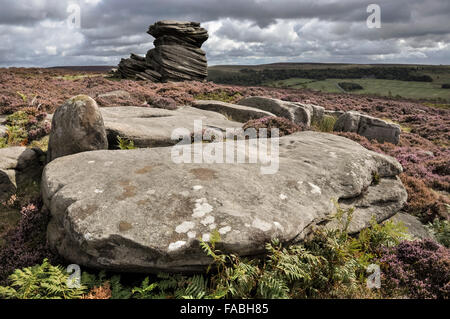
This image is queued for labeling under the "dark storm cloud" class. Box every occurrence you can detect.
[0,0,449,67]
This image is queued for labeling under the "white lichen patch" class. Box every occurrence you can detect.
[201,215,215,226]
[192,198,213,218]
[219,226,232,235]
[84,233,92,241]
[94,189,104,194]
[308,183,322,195]
[104,161,114,166]
[193,185,203,191]
[252,218,272,232]
[209,224,217,230]
[187,231,197,239]
[180,191,190,197]
[88,161,95,164]
[175,221,195,234]
[168,241,186,252]
[202,233,211,242]
[147,189,156,195]
[329,152,337,158]
[273,222,285,232]
[279,194,288,200]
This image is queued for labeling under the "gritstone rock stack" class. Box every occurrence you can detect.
[116,20,208,82]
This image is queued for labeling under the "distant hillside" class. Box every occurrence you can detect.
[48,65,115,72]
[208,63,450,102]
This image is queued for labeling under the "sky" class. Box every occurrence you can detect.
[0,0,449,67]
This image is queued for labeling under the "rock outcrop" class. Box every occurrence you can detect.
[334,111,401,144]
[0,116,6,138]
[1,147,43,201]
[237,96,325,127]
[117,21,208,82]
[47,95,108,162]
[192,100,276,123]
[388,213,435,240]
[237,97,401,144]
[42,132,407,273]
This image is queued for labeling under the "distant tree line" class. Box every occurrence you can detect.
[208,67,434,86]
[338,82,364,91]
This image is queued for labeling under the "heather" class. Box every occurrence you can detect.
[2,109,51,147]
[243,116,304,137]
[0,202,59,285]
[379,240,450,299]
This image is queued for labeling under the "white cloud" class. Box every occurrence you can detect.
[0,0,449,66]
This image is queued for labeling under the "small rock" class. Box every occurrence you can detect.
[334,111,401,144]
[388,213,435,240]
[47,95,108,162]
[0,147,43,201]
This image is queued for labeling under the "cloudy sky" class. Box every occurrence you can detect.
[0,0,449,67]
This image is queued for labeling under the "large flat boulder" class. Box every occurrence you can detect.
[334,111,401,144]
[100,106,243,148]
[192,100,276,123]
[42,132,407,273]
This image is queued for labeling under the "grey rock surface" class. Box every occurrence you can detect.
[147,44,208,82]
[47,95,108,162]
[97,90,131,101]
[116,54,160,81]
[100,106,243,148]
[334,111,401,144]
[192,100,276,123]
[42,131,407,273]
[237,96,324,127]
[0,115,6,137]
[148,21,209,48]
[389,213,435,240]
[324,110,346,118]
[1,147,43,201]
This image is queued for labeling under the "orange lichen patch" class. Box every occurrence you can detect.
[190,168,218,181]
[116,180,137,200]
[135,166,154,174]
[137,199,151,207]
[77,204,99,221]
[118,221,133,232]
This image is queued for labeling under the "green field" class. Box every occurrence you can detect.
[267,78,450,101]
[208,63,450,102]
